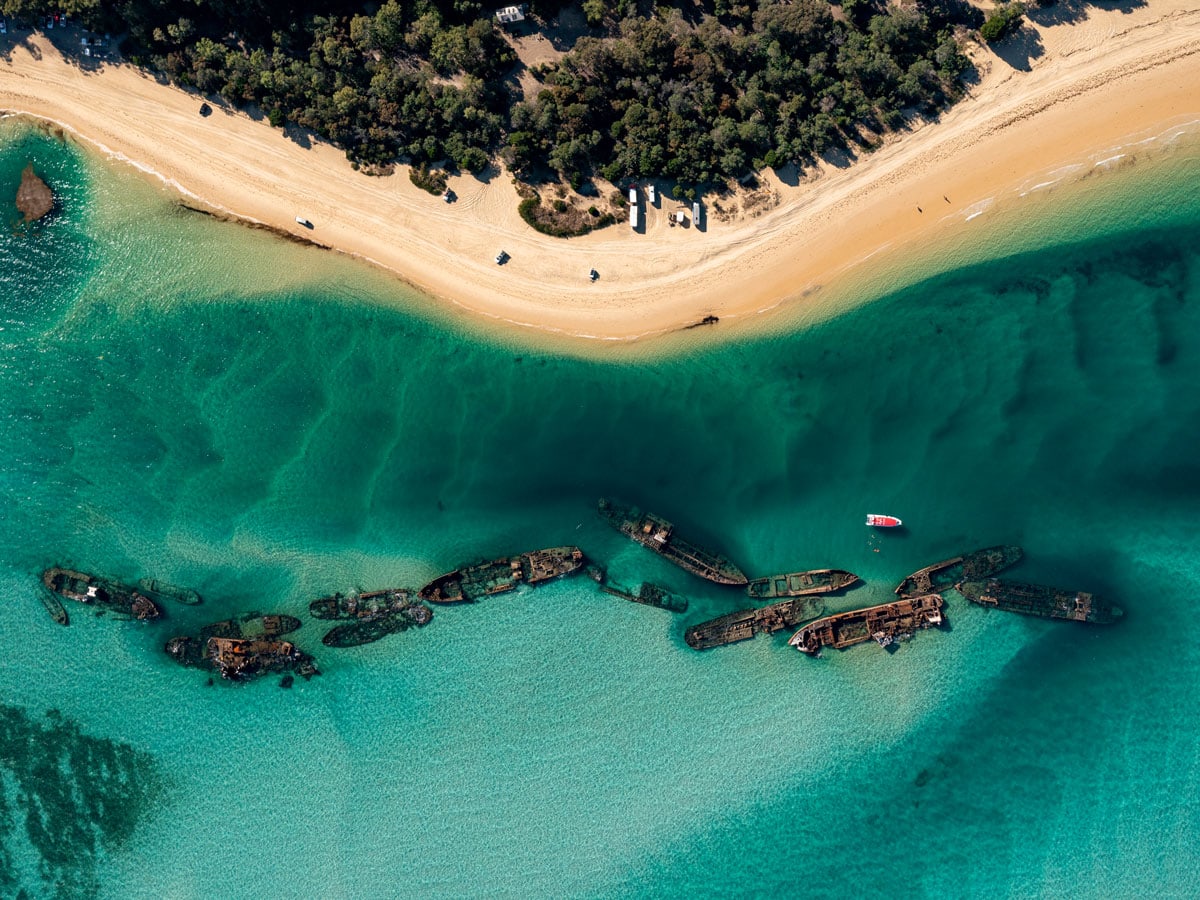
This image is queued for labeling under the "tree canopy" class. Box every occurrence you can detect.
[8,0,980,187]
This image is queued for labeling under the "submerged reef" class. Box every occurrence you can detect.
[0,704,165,899]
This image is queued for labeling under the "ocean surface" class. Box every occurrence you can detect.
[2,116,1199,899]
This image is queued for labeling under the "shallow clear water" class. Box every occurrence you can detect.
[1,118,1198,898]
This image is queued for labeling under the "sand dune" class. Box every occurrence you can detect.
[1,2,1198,342]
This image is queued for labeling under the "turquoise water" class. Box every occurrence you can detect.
[2,118,1199,898]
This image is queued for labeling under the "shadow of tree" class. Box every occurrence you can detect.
[991,24,1046,72]
[1028,0,1148,27]
[819,145,859,170]
[281,122,313,150]
[773,162,802,187]
[471,162,500,184]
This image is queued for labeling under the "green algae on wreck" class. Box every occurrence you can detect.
[0,705,165,899]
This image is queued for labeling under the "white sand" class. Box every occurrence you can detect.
[1,2,1198,342]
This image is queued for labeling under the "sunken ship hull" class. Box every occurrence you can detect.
[601,581,688,613]
[418,546,584,603]
[165,613,304,668]
[39,591,69,626]
[42,567,162,621]
[322,603,433,648]
[598,498,747,586]
[310,587,417,620]
[746,569,859,600]
[520,546,585,584]
[686,596,825,650]
[956,578,1122,624]
[788,595,945,655]
[895,545,1023,598]
[205,637,319,681]
[137,578,202,606]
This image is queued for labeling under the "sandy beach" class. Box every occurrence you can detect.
[1,2,1198,341]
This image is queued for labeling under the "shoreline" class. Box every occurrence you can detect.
[1,3,1199,344]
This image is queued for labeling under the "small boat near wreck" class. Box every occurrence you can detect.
[866,514,903,528]
[309,587,417,620]
[894,545,1023,598]
[686,596,825,650]
[322,604,433,648]
[137,578,202,606]
[42,568,162,621]
[39,590,69,626]
[788,595,944,655]
[600,581,688,613]
[957,578,1122,624]
[598,498,747,586]
[418,546,585,603]
[746,569,859,600]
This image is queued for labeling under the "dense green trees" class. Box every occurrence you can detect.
[979,2,1026,43]
[514,1,971,187]
[8,0,980,189]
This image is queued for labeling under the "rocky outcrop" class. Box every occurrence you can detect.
[16,164,54,221]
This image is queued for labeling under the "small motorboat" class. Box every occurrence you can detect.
[866,514,903,528]
[295,216,314,228]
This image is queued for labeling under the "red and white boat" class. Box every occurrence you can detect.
[866,514,903,528]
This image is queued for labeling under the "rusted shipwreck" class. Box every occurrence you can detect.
[42,568,162,621]
[309,585,434,647]
[686,596,825,650]
[418,545,584,603]
[894,545,1023,598]
[957,578,1122,624]
[601,580,688,613]
[321,607,433,648]
[746,568,859,599]
[137,578,202,606]
[788,595,945,655]
[310,587,418,620]
[165,612,318,681]
[205,637,318,681]
[598,498,747,586]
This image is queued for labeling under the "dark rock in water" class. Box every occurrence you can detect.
[280,675,294,689]
[16,164,54,221]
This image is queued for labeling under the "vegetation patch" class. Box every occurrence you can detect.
[518,194,616,238]
[980,3,1028,43]
[409,165,449,196]
[45,0,983,189]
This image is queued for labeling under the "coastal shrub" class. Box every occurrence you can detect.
[409,166,449,196]
[980,3,1028,43]
[518,196,616,238]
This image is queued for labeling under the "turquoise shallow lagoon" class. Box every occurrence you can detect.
[2,118,1199,898]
